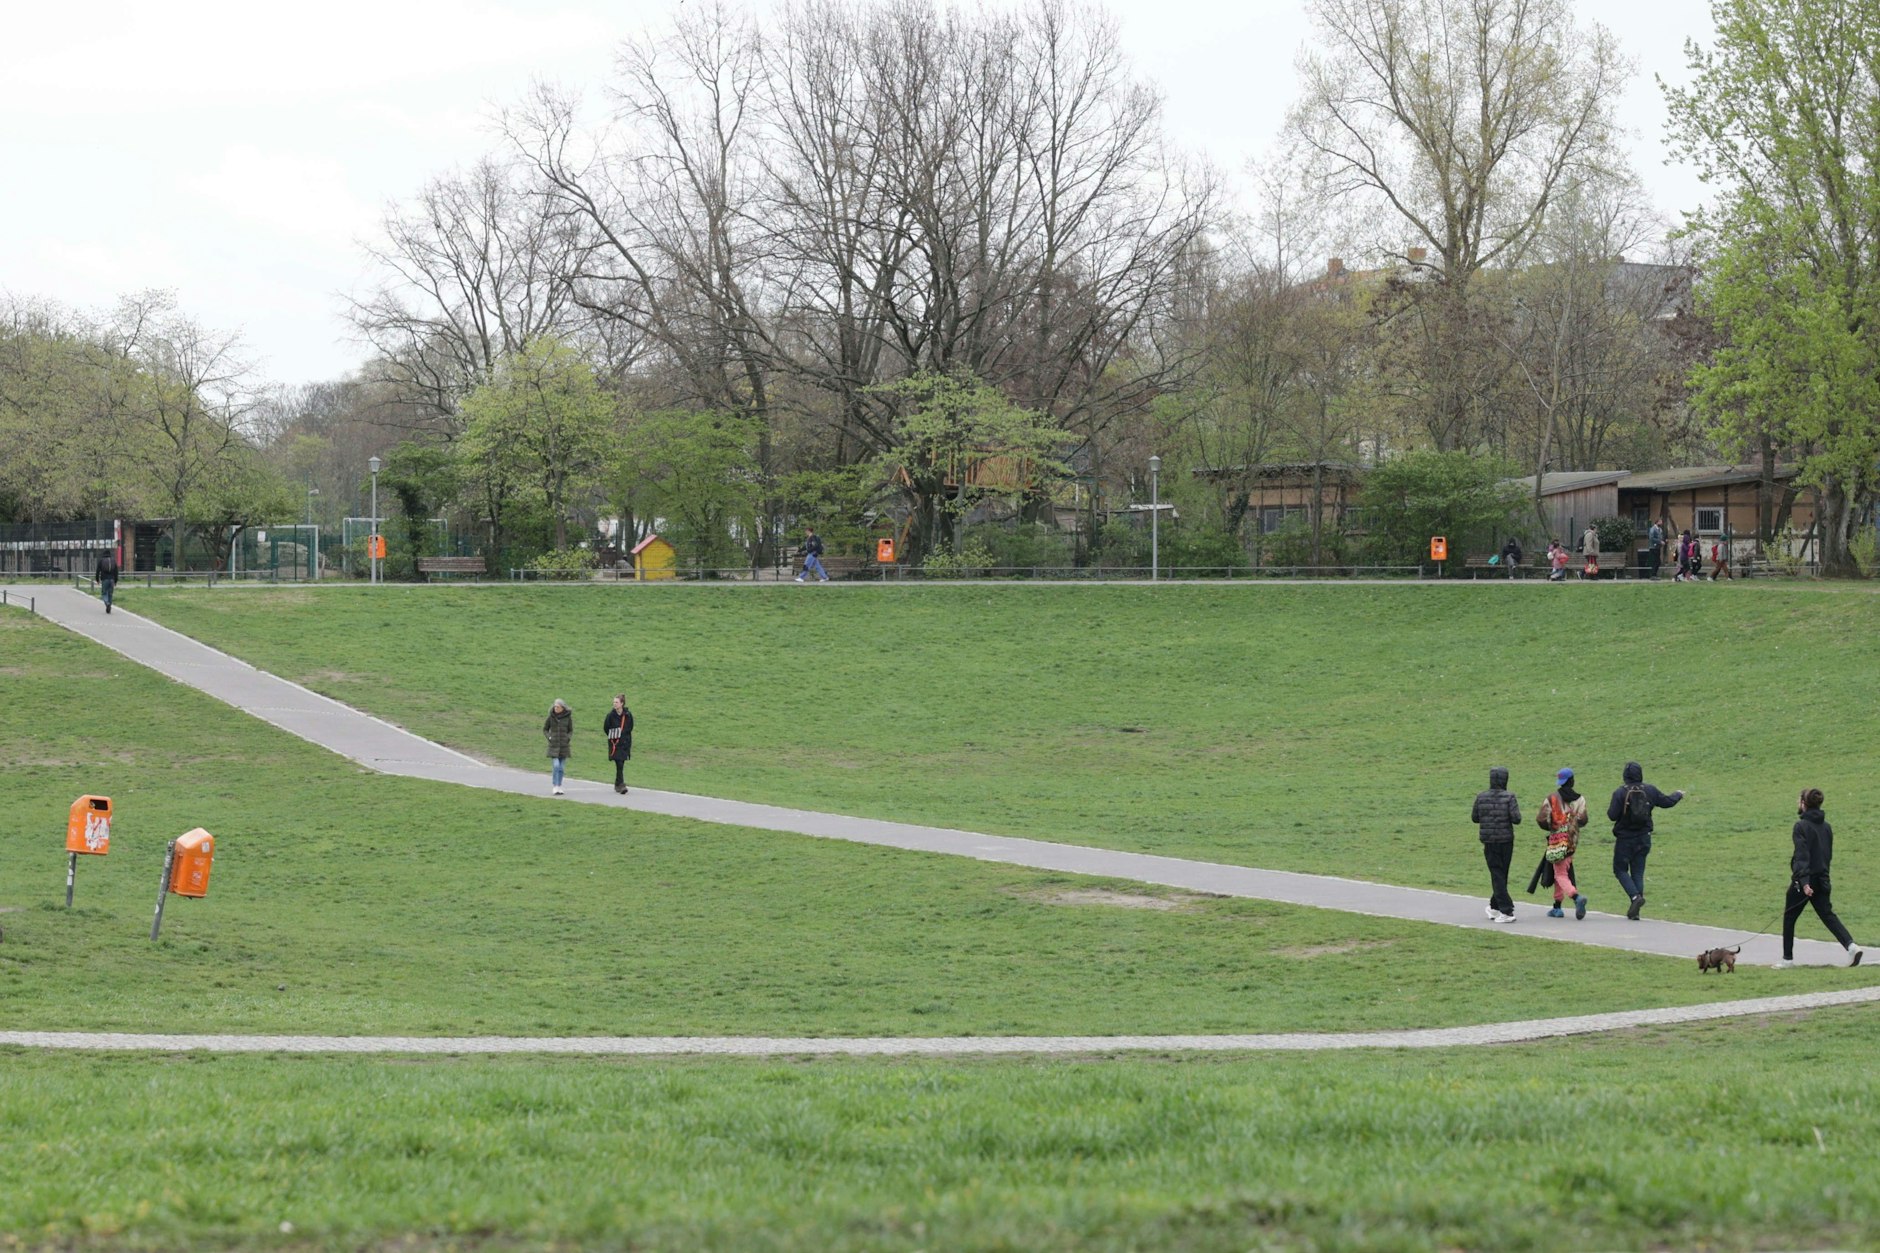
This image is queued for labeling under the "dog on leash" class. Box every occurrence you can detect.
[1696,945,1740,974]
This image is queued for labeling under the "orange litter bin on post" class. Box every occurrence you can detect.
[1430,536,1449,562]
[64,794,111,907]
[151,828,215,940]
[876,537,896,564]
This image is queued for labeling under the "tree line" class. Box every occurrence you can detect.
[6,0,1878,576]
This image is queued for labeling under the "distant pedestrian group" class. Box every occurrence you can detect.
[1470,764,1863,968]
[540,694,635,796]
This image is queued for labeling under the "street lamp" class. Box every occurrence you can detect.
[304,487,319,582]
[368,456,381,585]
[1148,455,1161,582]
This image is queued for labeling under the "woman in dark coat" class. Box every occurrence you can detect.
[604,694,634,793]
[543,699,573,795]
[1777,788,1864,967]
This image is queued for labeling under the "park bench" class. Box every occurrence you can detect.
[416,556,487,581]
[792,553,864,580]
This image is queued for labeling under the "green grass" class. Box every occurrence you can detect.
[4,1010,1880,1251]
[133,581,1880,928]
[10,605,1834,1037]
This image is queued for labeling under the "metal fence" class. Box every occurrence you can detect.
[512,563,1429,582]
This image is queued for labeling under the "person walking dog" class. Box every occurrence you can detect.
[1606,760,1684,919]
[543,699,574,795]
[604,694,634,794]
[1538,768,1589,919]
[1775,788,1864,968]
[1472,767,1522,923]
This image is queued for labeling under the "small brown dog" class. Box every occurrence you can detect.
[1696,946,1740,974]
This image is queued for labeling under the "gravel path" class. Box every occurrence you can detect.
[4,986,1876,1055]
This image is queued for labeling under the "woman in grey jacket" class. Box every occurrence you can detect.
[1776,788,1864,968]
[543,699,574,795]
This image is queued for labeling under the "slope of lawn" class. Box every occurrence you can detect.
[2,1010,1878,1251]
[9,604,1840,1037]
[133,580,1880,929]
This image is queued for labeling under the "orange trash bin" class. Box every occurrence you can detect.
[168,829,215,898]
[876,537,896,564]
[66,795,112,855]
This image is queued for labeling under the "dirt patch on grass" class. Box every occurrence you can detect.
[1271,940,1398,959]
[301,669,365,686]
[1018,887,1207,912]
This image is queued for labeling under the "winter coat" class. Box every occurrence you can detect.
[1791,808,1834,881]
[1538,787,1588,858]
[804,533,825,558]
[543,707,574,759]
[1471,767,1522,843]
[94,555,119,582]
[1582,527,1599,558]
[1606,760,1680,840]
[605,706,634,762]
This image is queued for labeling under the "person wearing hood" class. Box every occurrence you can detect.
[1776,788,1864,968]
[1606,761,1684,919]
[1471,766,1522,923]
[1537,768,1589,919]
[543,699,574,795]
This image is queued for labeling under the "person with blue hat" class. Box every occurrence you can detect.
[1538,767,1590,919]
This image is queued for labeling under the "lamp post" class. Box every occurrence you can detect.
[368,456,381,585]
[1148,455,1161,582]
[304,487,319,582]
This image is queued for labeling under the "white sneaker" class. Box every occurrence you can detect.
[1772,959,1796,969]
[1497,912,1517,924]
[1486,906,1499,921]
[1850,945,1865,968]
[794,576,805,582]
[552,786,565,795]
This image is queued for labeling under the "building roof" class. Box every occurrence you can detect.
[1502,470,1632,496]
[630,534,674,555]
[1618,464,1799,493]
[1191,461,1368,482]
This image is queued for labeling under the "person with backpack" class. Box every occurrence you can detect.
[1537,768,1589,919]
[1606,761,1684,919]
[1710,538,1732,580]
[1472,767,1522,923]
[93,551,120,614]
[604,693,634,794]
[796,527,830,583]
[1776,787,1864,968]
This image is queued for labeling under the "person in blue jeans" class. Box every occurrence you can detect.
[796,527,829,582]
[1606,760,1684,919]
[94,552,120,613]
[543,699,573,795]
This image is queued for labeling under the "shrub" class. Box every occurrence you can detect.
[965,522,1075,571]
[527,547,600,576]
[1591,516,1636,553]
[922,539,996,576]
[1161,527,1250,575]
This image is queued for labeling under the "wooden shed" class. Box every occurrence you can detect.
[630,534,678,581]
[1503,470,1631,543]
[1616,465,1812,548]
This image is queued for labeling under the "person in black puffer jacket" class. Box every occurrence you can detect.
[1606,760,1683,920]
[1472,766,1522,923]
[1777,788,1864,968]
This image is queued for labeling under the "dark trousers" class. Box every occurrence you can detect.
[100,578,115,611]
[1483,841,1514,915]
[612,755,627,787]
[1613,838,1650,901]
[1649,545,1663,578]
[1784,874,1854,959]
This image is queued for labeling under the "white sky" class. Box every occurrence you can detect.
[0,0,1715,387]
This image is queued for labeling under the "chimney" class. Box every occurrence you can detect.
[1327,257,1344,277]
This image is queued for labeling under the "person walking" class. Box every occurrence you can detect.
[604,694,634,794]
[1582,523,1600,568]
[796,527,829,583]
[1537,768,1589,919]
[1775,788,1864,968]
[93,551,120,614]
[1710,537,1732,581]
[1548,540,1570,582]
[1606,760,1684,919]
[1472,767,1522,923]
[1647,519,1664,579]
[543,699,574,795]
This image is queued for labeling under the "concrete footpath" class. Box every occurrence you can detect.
[4,585,1859,977]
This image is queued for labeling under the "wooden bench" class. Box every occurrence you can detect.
[417,556,487,581]
[792,553,865,580]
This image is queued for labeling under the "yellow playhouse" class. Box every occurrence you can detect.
[630,534,678,581]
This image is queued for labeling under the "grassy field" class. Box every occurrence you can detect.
[6,604,1820,1038]
[133,581,1880,928]
[4,1011,1880,1251]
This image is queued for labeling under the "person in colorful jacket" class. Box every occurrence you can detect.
[1537,768,1589,919]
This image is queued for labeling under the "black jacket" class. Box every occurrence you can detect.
[1791,808,1834,880]
[1471,767,1521,843]
[605,706,634,761]
[1607,761,1681,838]
[804,533,825,558]
[94,556,119,582]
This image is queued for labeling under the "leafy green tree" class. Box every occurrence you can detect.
[1357,451,1527,566]
[615,410,763,571]
[380,443,463,577]
[869,373,1068,563]
[1666,0,1880,575]
[459,337,612,551]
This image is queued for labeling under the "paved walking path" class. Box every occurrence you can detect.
[6,585,1860,981]
[3,986,1876,1055]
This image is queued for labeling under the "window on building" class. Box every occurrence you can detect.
[1696,506,1724,534]
[1631,504,1650,531]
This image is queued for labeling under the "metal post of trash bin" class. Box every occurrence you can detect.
[151,840,177,940]
[65,852,77,908]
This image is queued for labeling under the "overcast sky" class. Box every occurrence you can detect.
[1,0,1717,387]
